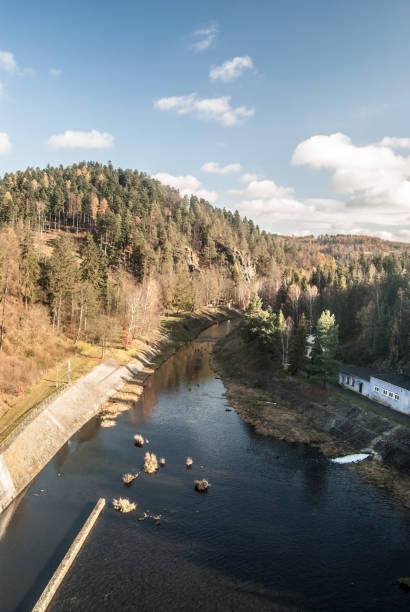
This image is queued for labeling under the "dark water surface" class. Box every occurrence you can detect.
[1,321,410,611]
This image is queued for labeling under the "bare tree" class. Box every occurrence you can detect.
[305,284,319,334]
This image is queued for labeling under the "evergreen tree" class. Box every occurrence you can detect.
[289,314,308,375]
[20,230,40,307]
[48,236,77,332]
[80,234,107,295]
[307,310,339,387]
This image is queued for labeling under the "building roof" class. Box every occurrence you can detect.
[371,372,410,392]
[340,366,410,391]
[340,366,373,381]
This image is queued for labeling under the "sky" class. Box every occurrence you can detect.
[1,0,410,242]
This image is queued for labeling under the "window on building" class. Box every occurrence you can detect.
[394,394,400,401]
[373,386,379,393]
[388,391,394,398]
[382,389,388,396]
[351,379,355,386]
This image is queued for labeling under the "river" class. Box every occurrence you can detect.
[0,321,409,611]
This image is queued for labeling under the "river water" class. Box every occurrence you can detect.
[0,321,410,611]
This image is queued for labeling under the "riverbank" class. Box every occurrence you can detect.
[212,327,410,509]
[0,308,236,513]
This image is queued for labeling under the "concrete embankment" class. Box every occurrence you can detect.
[0,357,149,513]
[0,309,232,514]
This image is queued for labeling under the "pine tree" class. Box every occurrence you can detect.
[48,236,78,333]
[80,234,106,295]
[307,310,339,387]
[20,230,40,307]
[289,313,308,375]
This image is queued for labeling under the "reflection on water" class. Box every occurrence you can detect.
[0,319,410,611]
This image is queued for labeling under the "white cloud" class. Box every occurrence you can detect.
[48,129,114,149]
[225,167,410,241]
[227,179,311,223]
[210,56,253,82]
[379,137,410,149]
[239,172,259,183]
[49,68,62,77]
[228,179,295,200]
[396,229,410,242]
[153,172,218,204]
[0,51,18,74]
[191,24,218,52]
[0,133,12,155]
[292,132,410,215]
[154,93,254,127]
[201,161,242,175]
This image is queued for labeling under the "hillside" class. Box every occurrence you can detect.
[0,162,409,414]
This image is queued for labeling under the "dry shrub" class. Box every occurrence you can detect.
[194,479,211,492]
[122,473,135,485]
[186,457,193,468]
[100,419,116,428]
[160,457,166,466]
[144,452,158,474]
[134,434,144,447]
[113,497,136,513]
[398,577,410,590]
[0,298,72,405]
[100,401,129,418]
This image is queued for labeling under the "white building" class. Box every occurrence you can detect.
[339,366,410,415]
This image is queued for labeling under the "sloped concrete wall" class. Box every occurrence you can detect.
[0,355,153,513]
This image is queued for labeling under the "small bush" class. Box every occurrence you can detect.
[144,452,158,474]
[122,473,135,485]
[186,457,193,468]
[398,577,410,590]
[100,419,116,428]
[194,479,211,492]
[134,434,144,447]
[160,457,166,466]
[113,497,136,513]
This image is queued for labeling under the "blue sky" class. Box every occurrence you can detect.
[1,0,410,241]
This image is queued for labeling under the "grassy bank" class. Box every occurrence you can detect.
[212,328,352,457]
[0,307,234,444]
[212,326,410,510]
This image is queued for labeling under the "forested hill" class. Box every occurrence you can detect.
[1,162,408,276]
[0,162,409,409]
[0,161,282,278]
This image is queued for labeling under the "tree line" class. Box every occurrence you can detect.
[0,162,409,407]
